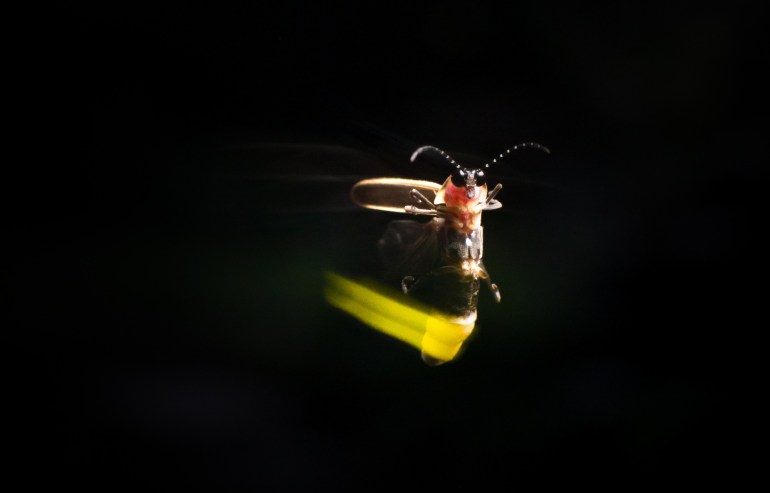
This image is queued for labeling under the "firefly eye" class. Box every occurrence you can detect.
[476,170,487,186]
[451,169,466,187]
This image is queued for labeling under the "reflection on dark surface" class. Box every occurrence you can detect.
[14,2,758,488]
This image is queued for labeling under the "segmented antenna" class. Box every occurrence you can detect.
[484,142,550,168]
[410,145,461,169]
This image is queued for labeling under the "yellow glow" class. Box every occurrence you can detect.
[324,272,476,363]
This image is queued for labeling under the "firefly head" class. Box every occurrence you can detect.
[450,167,487,199]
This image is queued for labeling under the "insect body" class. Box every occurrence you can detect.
[333,143,549,365]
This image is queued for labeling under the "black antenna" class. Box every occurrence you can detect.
[483,142,550,169]
[410,145,462,169]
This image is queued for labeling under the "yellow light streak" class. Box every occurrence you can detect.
[324,272,476,364]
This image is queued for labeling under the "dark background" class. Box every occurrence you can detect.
[14,2,760,488]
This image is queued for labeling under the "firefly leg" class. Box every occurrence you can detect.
[401,265,459,295]
[478,262,502,303]
[404,189,439,216]
[486,183,502,204]
[410,189,437,209]
[401,276,417,294]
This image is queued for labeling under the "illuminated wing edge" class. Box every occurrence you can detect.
[350,178,442,214]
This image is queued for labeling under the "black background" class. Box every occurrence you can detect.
[14,2,761,488]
